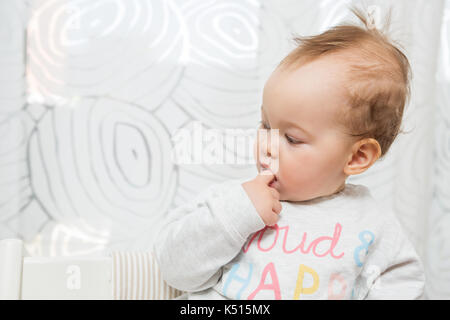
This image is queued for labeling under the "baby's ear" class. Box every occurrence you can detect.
[343,138,381,176]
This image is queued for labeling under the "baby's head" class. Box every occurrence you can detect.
[255,7,411,202]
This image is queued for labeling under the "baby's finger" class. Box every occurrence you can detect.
[266,212,279,226]
[256,170,275,185]
[272,200,282,214]
[269,187,280,200]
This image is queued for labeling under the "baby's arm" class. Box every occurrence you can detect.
[153,174,277,292]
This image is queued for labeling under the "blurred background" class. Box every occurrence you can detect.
[0,0,448,299]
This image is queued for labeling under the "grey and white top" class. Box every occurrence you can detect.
[153,179,425,300]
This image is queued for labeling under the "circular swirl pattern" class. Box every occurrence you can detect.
[27,0,183,109]
[28,97,177,239]
[0,112,34,222]
[174,0,265,128]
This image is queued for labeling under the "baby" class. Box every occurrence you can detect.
[154,7,425,300]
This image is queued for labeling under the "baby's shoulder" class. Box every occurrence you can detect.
[352,185,408,240]
[341,184,405,231]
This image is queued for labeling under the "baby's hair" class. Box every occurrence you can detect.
[277,5,411,159]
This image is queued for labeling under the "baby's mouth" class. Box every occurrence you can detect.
[258,161,279,186]
[269,175,278,187]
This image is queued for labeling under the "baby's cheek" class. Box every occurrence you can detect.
[282,153,313,183]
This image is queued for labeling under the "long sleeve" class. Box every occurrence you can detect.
[153,179,266,292]
[361,214,425,300]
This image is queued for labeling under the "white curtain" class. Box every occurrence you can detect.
[0,0,448,299]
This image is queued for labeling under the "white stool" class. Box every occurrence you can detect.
[0,238,183,300]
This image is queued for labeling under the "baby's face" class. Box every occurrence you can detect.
[255,54,356,202]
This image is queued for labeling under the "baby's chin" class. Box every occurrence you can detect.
[279,193,309,202]
[274,184,314,202]
[280,188,339,202]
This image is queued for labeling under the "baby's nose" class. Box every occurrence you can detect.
[256,128,279,173]
[261,129,279,158]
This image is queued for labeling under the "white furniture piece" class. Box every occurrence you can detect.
[0,238,182,300]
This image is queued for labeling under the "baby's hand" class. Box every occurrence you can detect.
[241,170,282,226]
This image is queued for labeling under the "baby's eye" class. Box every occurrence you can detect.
[285,134,303,144]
